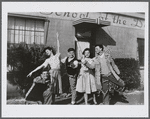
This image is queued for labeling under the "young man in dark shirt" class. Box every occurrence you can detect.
[25,69,54,104]
[61,48,79,105]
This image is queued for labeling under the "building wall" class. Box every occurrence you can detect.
[46,18,75,58]
[102,26,144,59]
[46,17,144,59]
[43,12,145,59]
[8,12,145,59]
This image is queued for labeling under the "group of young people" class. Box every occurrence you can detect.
[26,34,125,105]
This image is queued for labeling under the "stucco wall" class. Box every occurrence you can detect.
[100,26,144,59]
[8,12,145,59]
[46,18,75,58]
[45,17,144,59]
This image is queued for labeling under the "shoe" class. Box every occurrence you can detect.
[118,79,125,87]
[99,103,104,105]
[85,103,90,105]
[71,101,76,105]
[93,101,97,105]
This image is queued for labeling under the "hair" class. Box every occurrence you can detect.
[43,46,55,55]
[82,48,90,55]
[41,67,49,74]
[95,44,104,51]
[67,48,75,52]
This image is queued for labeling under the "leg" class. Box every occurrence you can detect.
[52,93,55,104]
[69,75,77,104]
[93,93,97,104]
[103,91,110,105]
[43,88,53,104]
[57,72,63,94]
[108,74,125,87]
[101,77,110,105]
[107,74,125,93]
[84,93,88,105]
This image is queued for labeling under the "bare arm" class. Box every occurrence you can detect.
[27,61,48,77]
[109,56,120,74]
[56,32,60,54]
[109,64,120,80]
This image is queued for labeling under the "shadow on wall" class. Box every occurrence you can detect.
[96,28,116,46]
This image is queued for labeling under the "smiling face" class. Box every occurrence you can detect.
[95,46,103,55]
[68,51,75,59]
[41,71,49,80]
[84,50,90,58]
[45,49,52,56]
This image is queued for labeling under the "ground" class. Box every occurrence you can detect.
[7,90,144,105]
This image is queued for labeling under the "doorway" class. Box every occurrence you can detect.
[73,18,111,59]
[75,27,96,59]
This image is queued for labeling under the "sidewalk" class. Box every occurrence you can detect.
[7,90,144,105]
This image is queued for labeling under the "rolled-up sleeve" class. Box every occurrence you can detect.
[85,60,95,69]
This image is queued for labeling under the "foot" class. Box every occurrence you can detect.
[93,101,97,105]
[71,101,76,105]
[99,103,104,105]
[85,103,90,105]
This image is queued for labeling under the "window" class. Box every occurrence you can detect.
[8,16,45,44]
[137,38,144,67]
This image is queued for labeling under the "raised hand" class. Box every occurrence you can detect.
[56,32,59,39]
[81,55,87,64]
[56,32,60,53]
[27,72,33,77]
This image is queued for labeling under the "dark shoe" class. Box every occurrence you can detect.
[118,78,125,87]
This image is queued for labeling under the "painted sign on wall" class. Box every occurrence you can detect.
[96,13,145,30]
[40,12,145,30]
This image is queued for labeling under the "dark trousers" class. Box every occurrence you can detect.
[43,85,55,104]
[68,75,77,103]
[101,74,125,104]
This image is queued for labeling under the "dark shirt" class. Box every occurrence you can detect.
[65,57,78,75]
[25,76,49,102]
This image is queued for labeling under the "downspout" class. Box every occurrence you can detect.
[45,18,50,45]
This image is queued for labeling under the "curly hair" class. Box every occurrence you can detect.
[82,48,90,55]
[43,46,56,55]
[95,44,104,51]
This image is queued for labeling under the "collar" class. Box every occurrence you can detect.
[100,52,105,58]
[68,57,75,62]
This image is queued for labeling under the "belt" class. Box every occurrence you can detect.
[68,74,77,78]
[101,72,111,77]
[50,69,60,71]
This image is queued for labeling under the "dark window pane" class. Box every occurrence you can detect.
[137,38,144,66]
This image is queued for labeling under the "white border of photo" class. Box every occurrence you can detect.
[2,2,149,118]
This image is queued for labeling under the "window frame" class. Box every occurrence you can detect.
[8,13,47,45]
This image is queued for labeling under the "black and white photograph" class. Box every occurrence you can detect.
[2,2,149,118]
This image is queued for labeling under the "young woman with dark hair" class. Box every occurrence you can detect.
[76,48,97,105]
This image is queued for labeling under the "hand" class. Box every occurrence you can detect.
[81,58,87,64]
[56,32,59,39]
[45,80,50,83]
[27,72,33,77]
[71,61,78,68]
